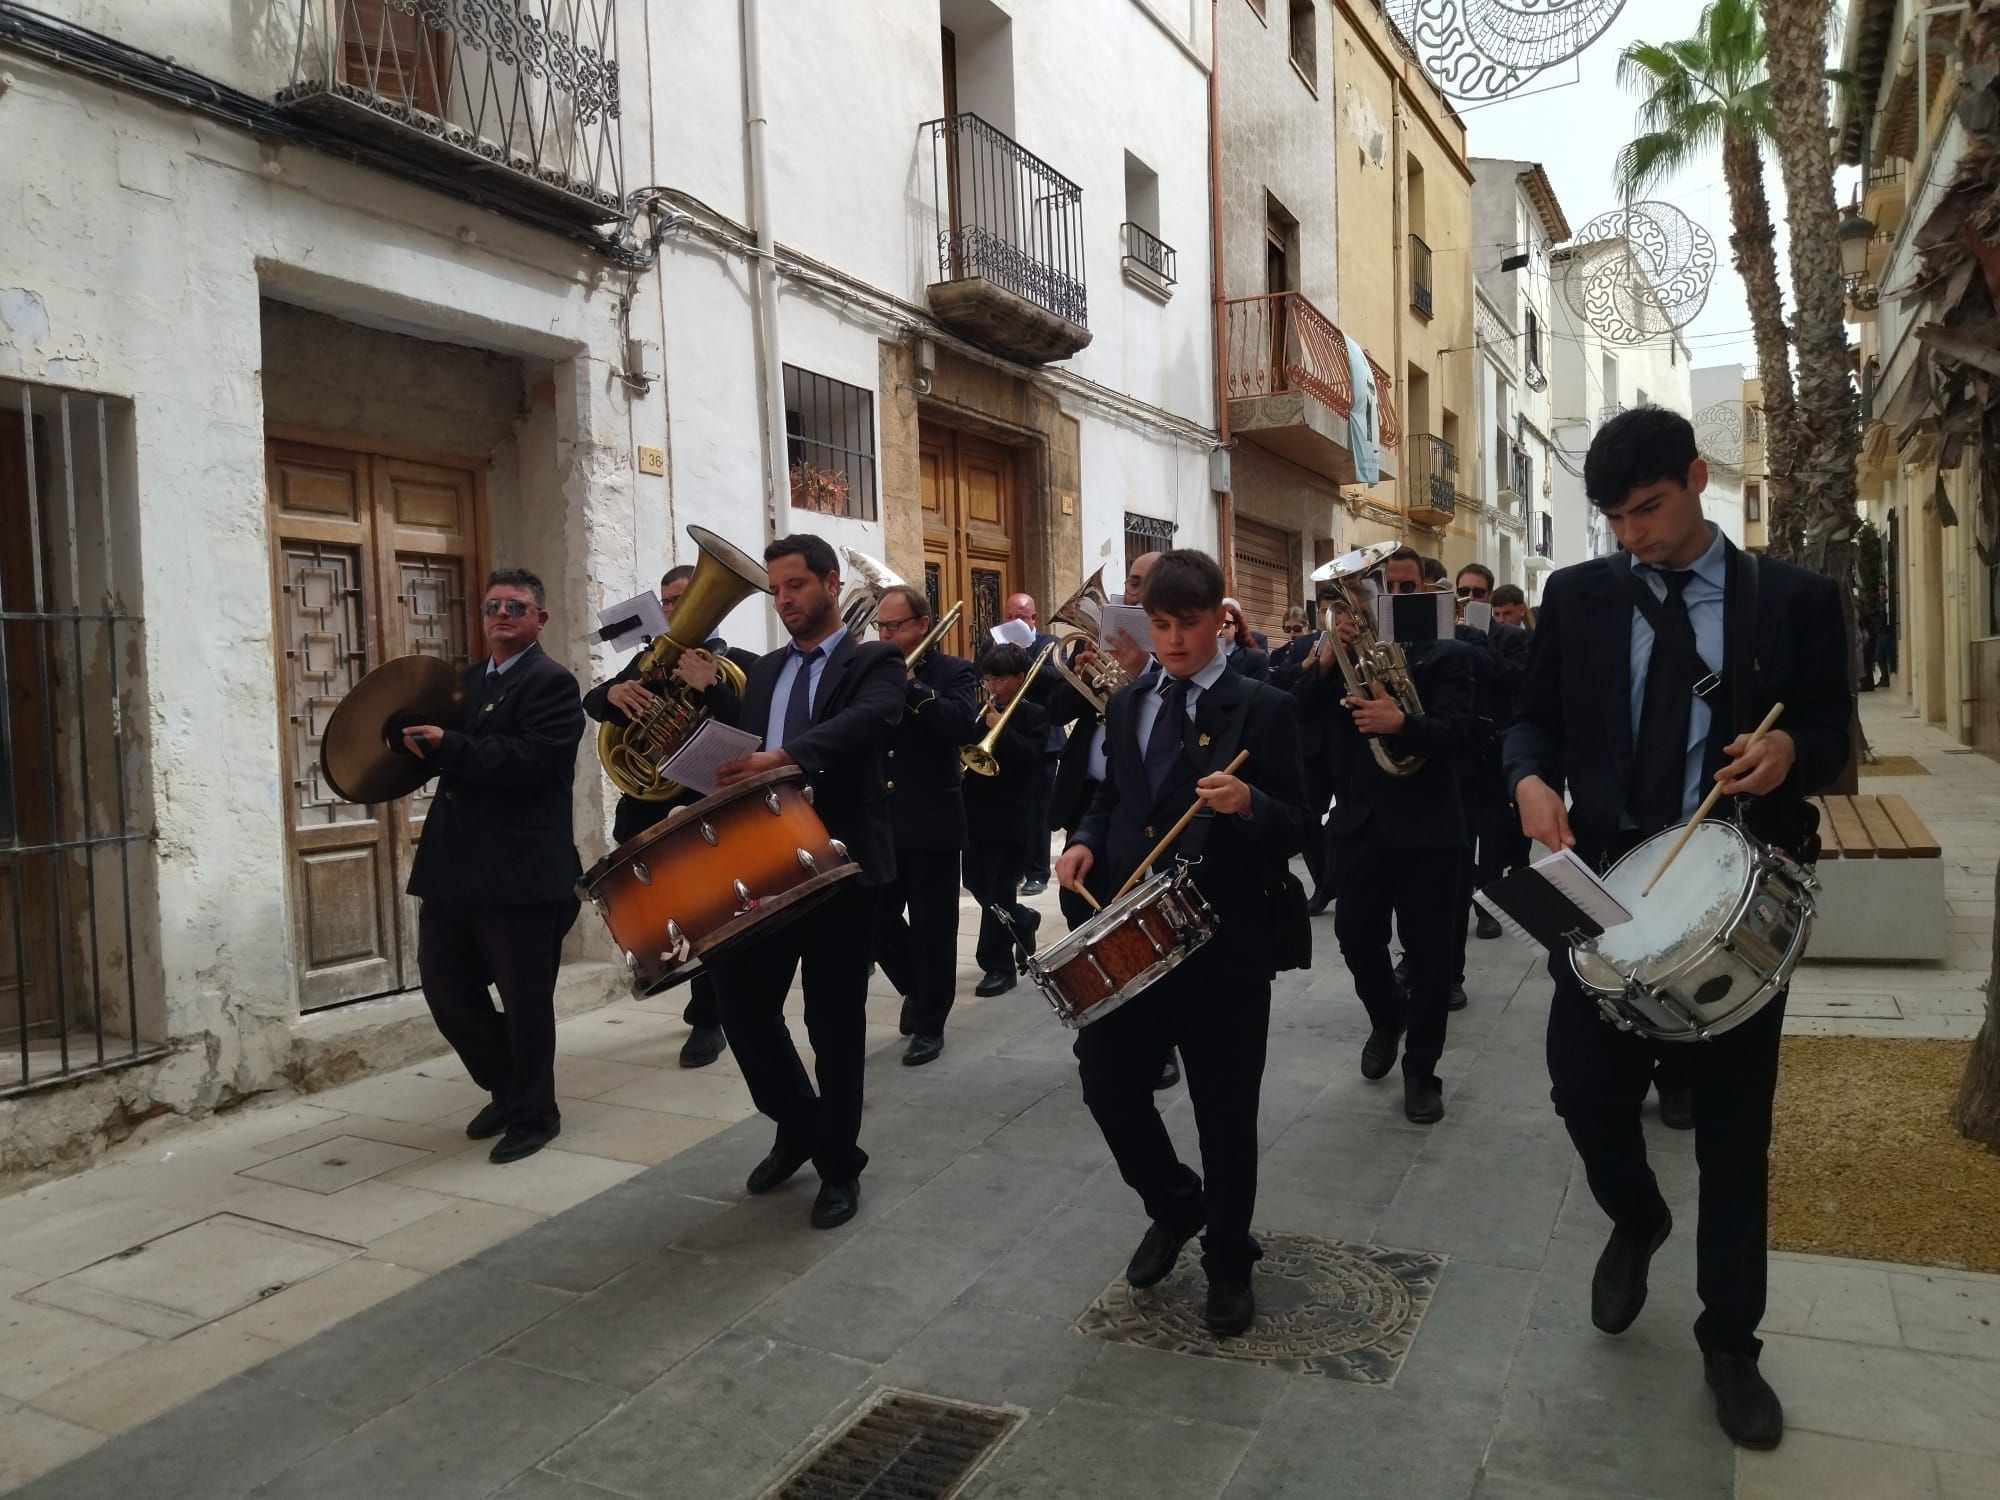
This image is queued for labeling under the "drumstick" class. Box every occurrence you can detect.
[1114,749,1252,902]
[1640,702,1785,898]
[1064,880,1102,912]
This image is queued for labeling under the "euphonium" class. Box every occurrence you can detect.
[1309,540,1426,778]
[961,640,1058,777]
[597,526,767,802]
[1047,564,1133,715]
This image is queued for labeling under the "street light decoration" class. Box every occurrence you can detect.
[1693,400,1745,469]
[1383,0,1629,103]
[1560,201,1717,345]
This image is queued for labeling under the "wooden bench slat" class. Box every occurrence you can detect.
[1854,796,1909,857]
[1824,795,1875,858]
[1811,797,1842,857]
[1874,793,1942,858]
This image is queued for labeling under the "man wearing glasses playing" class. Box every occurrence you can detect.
[401,569,587,1165]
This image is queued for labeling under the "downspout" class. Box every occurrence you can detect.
[1390,93,1408,543]
[1208,0,1234,589]
[742,0,786,546]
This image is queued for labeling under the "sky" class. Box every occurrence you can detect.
[1448,0,1804,382]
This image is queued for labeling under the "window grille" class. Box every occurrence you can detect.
[783,366,877,521]
[1125,513,1177,576]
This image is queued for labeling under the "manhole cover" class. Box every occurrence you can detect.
[767,1388,1023,1499]
[1075,1231,1445,1384]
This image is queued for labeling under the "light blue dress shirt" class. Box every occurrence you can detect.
[764,624,847,751]
[486,648,529,678]
[1132,647,1228,753]
[1628,524,1728,820]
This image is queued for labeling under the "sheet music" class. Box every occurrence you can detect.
[657,719,762,797]
[1099,603,1150,652]
[597,590,668,652]
[1536,848,1634,928]
[990,617,1036,649]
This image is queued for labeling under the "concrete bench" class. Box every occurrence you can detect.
[1803,794,1947,962]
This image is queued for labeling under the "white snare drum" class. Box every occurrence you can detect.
[1018,864,1218,1028]
[1572,821,1817,1041]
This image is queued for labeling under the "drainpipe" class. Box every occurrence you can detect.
[1208,0,1234,589]
[1390,94,1408,543]
[742,0,786,546]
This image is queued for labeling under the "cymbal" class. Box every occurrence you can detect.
[320,654,466,804]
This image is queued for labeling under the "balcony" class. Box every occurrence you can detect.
[1222,292,1398,485]
[1121,222,1177,301]
[1863,162,1908,239]
[1405,434,1458,527]
[921,114,1090,364]
[1528,511,1555,571]
[1496,439,1531,514]
[279,0,625,225]
[1410,234,1433,319]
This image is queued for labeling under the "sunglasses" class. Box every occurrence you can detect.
[1386,579,1420,594]
[482,598,536,618]
[1282,622,1310,633]
[1457,585,1491,601]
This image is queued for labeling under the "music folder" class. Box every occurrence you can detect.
[657,720,761,797]
[1098,603,1149,652]
[1372,591,1456,645]
[1475,849,1634,957]
[598,590,669,652]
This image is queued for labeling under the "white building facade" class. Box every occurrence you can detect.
[1691,362,1751,548]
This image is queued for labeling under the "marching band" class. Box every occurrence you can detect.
[324,406,1850,1452]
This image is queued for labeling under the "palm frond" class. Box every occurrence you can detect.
[1615,130,1711,202]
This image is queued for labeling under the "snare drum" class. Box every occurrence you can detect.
[579,767,860,996]
[1021,864,1218,1028]
[1572,821,1816,1041]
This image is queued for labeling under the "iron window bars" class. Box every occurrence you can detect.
[784,365,878,522]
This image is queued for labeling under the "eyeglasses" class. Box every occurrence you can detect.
[482,599,536,618]
[1282,622,1309,633]
[874,617,917,633]
[1456,585,1491,601]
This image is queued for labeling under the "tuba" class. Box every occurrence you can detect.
[597,526,767,802]
[1047,565,1134,715]
[838,546,962,667]
[1311,541,1426,778]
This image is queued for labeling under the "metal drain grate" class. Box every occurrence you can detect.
[769,1388,1023,1499]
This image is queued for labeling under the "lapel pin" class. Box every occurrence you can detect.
[1198,732,1212,748]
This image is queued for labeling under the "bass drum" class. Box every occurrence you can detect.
[579,767,859,995]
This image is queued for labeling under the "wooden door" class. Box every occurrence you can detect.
[268,436,482,1011]
[918,422,1023,659]
[1232,516,1294,642]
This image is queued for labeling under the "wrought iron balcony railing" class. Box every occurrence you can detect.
[281,0,624,224]
[1511,450,1533,503]
[1120,222,1178,288]
[1367,353,1401,449]
[1223,292,1354,416]
[923,114,1088,332]
[1409,233,1433,319]
[1407,433,1458,519]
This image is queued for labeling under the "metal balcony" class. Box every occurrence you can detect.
[1409,233,1433,319]
[279,0,625,224]
[1222,292,1398,485]
[1120,222,1178,299]
[1405,433,1457,526]
[922,114,1090,364]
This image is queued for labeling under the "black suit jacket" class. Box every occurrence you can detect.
[1268,633,1329,760]
[406,642,586,906]
[1299,638,1477,848]
[1072,666,1308,970]
[964,698,1049,847]
[885,650,979,852]
[1502,544,1850,858]
[1224,644,1271,682]
[728,632,906,887]
[1043,673,1105,834]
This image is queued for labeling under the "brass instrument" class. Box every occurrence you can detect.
[905,601,964,668]
[837,547,905,636]
[1047,564,1134,715]
[598,526,767,802]
[962,640,1057,777]
[1310,541,1426,779]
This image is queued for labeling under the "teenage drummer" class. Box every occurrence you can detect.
[1052,548,1308,1338]
[1504,407,1851,1451]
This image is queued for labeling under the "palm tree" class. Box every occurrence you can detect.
[1613,0,1799,528]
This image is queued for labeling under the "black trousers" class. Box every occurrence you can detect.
[1547,964,1786,1354]
[1300,757,1336,895]
[614,792,720,1030]
[1021,754,1057,883]
[1073,937,1270,1277]
[417,898,579,1131]
[707,882,878,1181]
[1473,794,1530,888]
[964,839,1030,975]
[1333,838,1462,1080]
[873,846,962,1036]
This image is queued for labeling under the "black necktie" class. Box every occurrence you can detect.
[1630,570,1698,833]
[781,646,823,747]
[1145,678,1190,798]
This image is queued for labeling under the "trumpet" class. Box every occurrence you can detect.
[1047,564,1134,715]
[961,639,1057,777]
[1310,541,1426,778]
[904,600,964,668]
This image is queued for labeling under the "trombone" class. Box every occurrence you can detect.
[904,600,964,669]
[961,639,1057,777]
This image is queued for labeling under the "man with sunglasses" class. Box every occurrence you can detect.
[401,569,586,1165]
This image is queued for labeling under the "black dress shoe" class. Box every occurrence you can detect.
[489,1120,560,1164]
[1013,908,1042,967]
[1360,1028,1402,1081]
[903,1034,943,1067]
[1475,911,1503,940]
[679,1025,726,1069]
[1404,1074,1445,1123]
[1205,1278,1255,1336]
[1705,1351,1784,1449]
[1126,1219,1200,1288]
[746,1140,812,1195]
[810,1177,860,1229]
[1305,887,1333,916]
[1591,1210,1673,1334]
[1657,1085,1696,1131]
[974,969,1016,997]
[1021,876,1048,896]
[1446,984,1468,1012]
[465,1101,506,1141]
[1155,1056,1181,1090]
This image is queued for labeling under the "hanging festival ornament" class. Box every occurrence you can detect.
[1382,0,1629,104]
[1558,201,1717,346]
[1692,400,1746,470]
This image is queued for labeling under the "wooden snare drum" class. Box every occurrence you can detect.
[579,767,860,995]
[1020,863,1217,1028]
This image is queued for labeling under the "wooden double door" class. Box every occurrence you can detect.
[918,423,1027,658]
[266,434,484,1010]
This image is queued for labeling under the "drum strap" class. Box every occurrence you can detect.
[1608,549,1759,715]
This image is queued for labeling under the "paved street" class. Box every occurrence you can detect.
[2,694,1996,1499]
